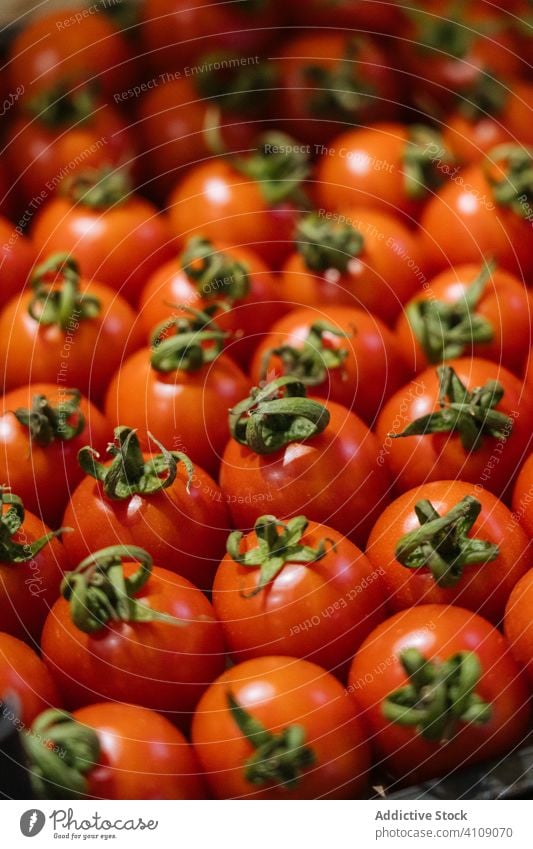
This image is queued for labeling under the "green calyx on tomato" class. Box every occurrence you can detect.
[227,691,316,788]
[406,261,495,363]
[403,126,455,200]
[407,3,501,59]
[260,320,350,386]
[236,131,310,205]
[14,388,85,446]
[458,75,507,121]
[226,514,334,596]
[395,495,499,588]
[296,212,363,272]
[229,376,330,455]
[28,253,101,332]
[181,236,250,301]
[382,648,492,741]
[78,425,194,500]
[305,40,375,119]
[196,52,277,113]
[25,80,98,129]
[486,144,533,217]
[390,365,513,451]
[60,544,184,633]
[60,165,131,208]
[0,488,63,562]
[150,305,228,373]
[23,709,100,800]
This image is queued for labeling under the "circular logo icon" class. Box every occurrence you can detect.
[20,810,46,837]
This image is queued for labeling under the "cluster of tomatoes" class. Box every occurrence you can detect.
[0,0,533,802]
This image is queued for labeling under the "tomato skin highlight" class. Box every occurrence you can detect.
[192,655,371,799]
[72,702,207,800]
[212,520,385,677]
[367,480,530,623]
[504,569,533,689]
[220,397,391,548]
[349,605,531,784]
[41,562,226,723]
[0,632,61,726]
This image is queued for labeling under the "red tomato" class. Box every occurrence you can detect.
[104,318,249,478]
[27,703,205,799]
[0,384,109,528]
[0,492,66,642]
[219,378,390,548]
[367,480,530,623]
[141,0,281,74]
[280,209,426,327]
[41,546,226,722]
[8,7,136,103]
[63,427,231,591]
[31,170,175,305]
[395,262,531,375]
[286,0,405,31]
[192,656,371,799]
[512,452,533,540]
[277,34,400,146]
[138,237,285,365]
[249,305,409,425]
[0,632,61,726]
[315,123,454,222]
[167,144,308,268]
[0,216,37,308]
[212,516,385,677]
[349,605,530,783]
[504,569,533,688]
[0,254,144,403]
[420,145,533,278]
[375,358,533,498]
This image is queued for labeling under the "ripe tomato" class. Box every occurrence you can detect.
[375,358,533,498]
[167,136,309,268]
[512,452,533,540]
[0,632,61,726]
[104,312,249,478]
[349,604,530,783]
[280,209,426,327]
[192,656,371,799]
[212,516,385,677]
[8,7,136,103]
[420,145,533,277]
[63,427,230,591]
[277,34,399,146]
[0,216,37,309]
[249,305,409,425]
[219,377,390,548]
[286,0,405,31]
[367,480,530,623]
[7,90,136,207]
[141,0,281,74]
[31,169,175,305]
[0,254,144,403]
[0,491,66,643]
[504,569,533,687]
[41,546,226,722]
[138,237,285,365]
[0,384,108,528]
[395,262,531,375]
[315,123,454,222]
[26,703,206,800]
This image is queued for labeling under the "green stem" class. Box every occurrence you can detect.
[229,377,330,455]
[382,648,492,741]
[260,321,350,385]
[486,144,533,216]
[60,166,131,208]
[180,236,250,301]
[150,306,227,372]
[458,74,507,120]
[196,52,277,113]
[60,545,184,633]
[25,81,98,129]
[78,426,193,500]
[395,496,499,587]
[305,38,375,120]
[295,213,363,273]
[227,692,315,789]
[227,515,334,596]
[28,253,100,331]
[14,389,85,446]
[403,125,455,200]
[235,132,310,206]
[0,489,63,562]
